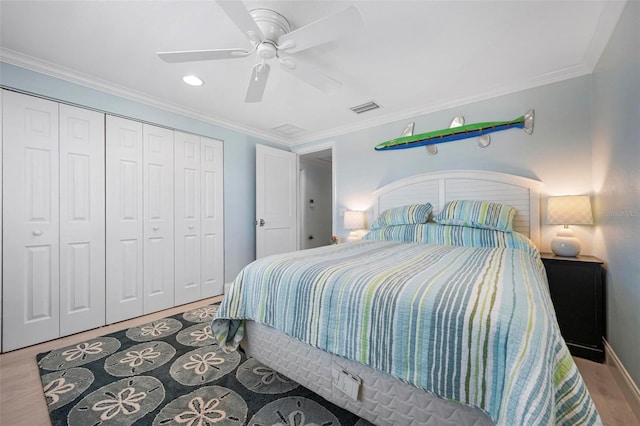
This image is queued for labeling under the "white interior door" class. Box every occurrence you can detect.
[106,115,144,324]
[200,137,224,297]
[59,104,105,335]
[143,124,174,313]
[2,91,60,350]
[256,144,297,259]
[174,131,201,305]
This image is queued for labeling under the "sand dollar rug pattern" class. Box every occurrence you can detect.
[37,304,373,425]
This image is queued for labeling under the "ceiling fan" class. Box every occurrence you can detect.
[157,1,364,103]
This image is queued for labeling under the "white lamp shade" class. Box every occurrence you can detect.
[344,210,365,230]
[547,195,593,225]
[547,195,592,257]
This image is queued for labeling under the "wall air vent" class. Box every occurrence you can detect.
[272,123,306,136]
[350,101,381,114]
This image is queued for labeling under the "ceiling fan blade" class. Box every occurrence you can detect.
[157,48,251,63]
[245,63,271,103]
[216,0,264,43]
[277,6,364,54]
[279,57,342,93]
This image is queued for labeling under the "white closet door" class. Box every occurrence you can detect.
[174,131,201,305]
[106,116,143,324]
[59,104,105,335]
[2,91,60,350]
[143,124,174,313]
[201,137,224,297]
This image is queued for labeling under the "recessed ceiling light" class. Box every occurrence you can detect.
[183,75,204,86]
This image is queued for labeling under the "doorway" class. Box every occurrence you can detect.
[298,148,334,249]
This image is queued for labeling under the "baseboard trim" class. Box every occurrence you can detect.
[605,340,640,422]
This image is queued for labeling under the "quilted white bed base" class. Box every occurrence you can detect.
[242,321,494,426]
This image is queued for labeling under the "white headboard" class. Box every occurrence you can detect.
[373,170,542,247]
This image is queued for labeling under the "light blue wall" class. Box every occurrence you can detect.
[302,76,594,253]
[591,2,640,386]
[0,62,285,283]
[297,4,639,387]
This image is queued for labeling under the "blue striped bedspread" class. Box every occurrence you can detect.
[212,231,601,425]
[363,223,538,254]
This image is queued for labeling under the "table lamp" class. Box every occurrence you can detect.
[344,210,366,241]
[546,195,593,257]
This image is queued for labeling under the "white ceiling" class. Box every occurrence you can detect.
[0,1,626,146]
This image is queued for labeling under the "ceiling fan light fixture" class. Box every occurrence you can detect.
[159,2,365,103]
[249,8,290,43]
[183,75,204,86]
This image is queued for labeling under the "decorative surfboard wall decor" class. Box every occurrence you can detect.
[375,109,534,155]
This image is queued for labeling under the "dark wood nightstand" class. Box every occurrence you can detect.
[540,253,606,362]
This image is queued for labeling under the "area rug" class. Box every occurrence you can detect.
[37,304,372,426]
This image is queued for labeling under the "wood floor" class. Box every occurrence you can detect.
[574,357,639,425]
[1,298,638,426]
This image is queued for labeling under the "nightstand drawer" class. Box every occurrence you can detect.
[541,254,605,362]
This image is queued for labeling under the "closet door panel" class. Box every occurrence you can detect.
[106,116,143,323]
[2,91,60,350]
[59,104,105,335]
[174,131,201,305]
[143,124,174,313]
[201,138,224,297]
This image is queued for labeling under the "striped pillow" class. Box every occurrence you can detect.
[370,204,432,230]
[434,200,516,232]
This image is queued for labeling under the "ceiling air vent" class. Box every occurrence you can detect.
[272,123,306,137]
[350,101,381,114]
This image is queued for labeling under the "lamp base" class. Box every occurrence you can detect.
[551,228,581,257]
[346,229,367,242]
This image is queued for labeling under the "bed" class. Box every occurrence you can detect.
[212,170,602,425]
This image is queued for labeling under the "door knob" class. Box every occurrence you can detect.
[257,219,265,227]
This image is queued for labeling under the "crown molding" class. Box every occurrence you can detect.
[288,62,593,146]
[289,2,627,146]
[0,48,290,146]
[0,47,596,149]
